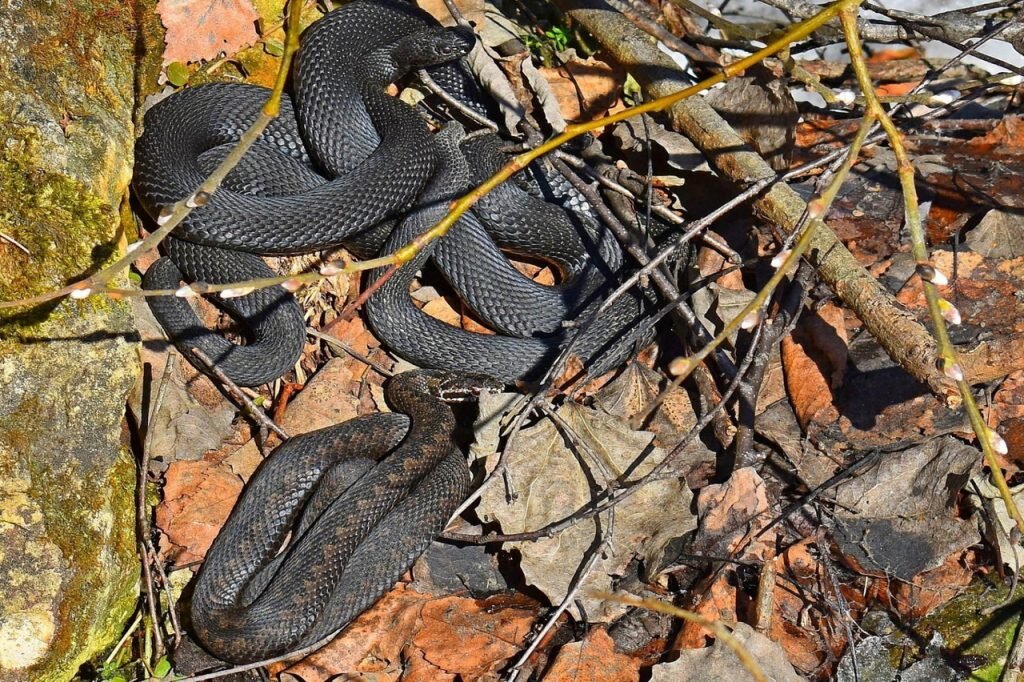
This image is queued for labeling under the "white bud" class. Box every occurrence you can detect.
[69,287,91,299]
[320,262,343,276]
[836,90,856,106]
[741,309,762,330]
[219,286,255,299]
[280,278,304,293]
[989,429,1009,456]
[943,360,964,381]
[938,299,961,325]
[771,249,791,269]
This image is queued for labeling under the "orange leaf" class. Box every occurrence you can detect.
[413,595,537,678]
[157,0,260,65]
[544,628,641,682]
[275,584,432,681]
[156,459,242,565]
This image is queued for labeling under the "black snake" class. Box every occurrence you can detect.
[191,368,500,662]
[132,0,658,664]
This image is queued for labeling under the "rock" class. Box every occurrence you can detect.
[0,0,138,679]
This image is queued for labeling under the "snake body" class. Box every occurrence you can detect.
[191,369,499,662]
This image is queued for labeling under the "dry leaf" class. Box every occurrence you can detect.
[966,474,1024,573]
[478,402,698,620]
[275,584,430,681]
[222,357,360,479]
[965,208,1024,259]
[130,297,236,462]
[539,57,623,123]
[156,459,242,565]
[652,623,801,682]
[693,467,774,561]
[832,437,980,581]
[544,628,641,682]
[157,0,260,64]
[781,311,842,431]
[413,595,537,678]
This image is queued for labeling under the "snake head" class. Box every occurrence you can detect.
[393,26,476,70]
[409,370,505,402]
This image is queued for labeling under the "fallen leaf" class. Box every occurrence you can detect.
[692,467,774,562]
[965,208,1024,259]
[219,357,361,479]
[157,0,260,65]
[966,474,1024,573]
[832,437,981,581]
[991,370,1024,470]
[156,459,242,565]
[130,297,237,464]
[781,308,845,431]
[544,628,641,682]
[594,362,709,455]
[652,623,801,682]
[540,57,624,123]
[478,402,700,620]
[413,594,537,678]
[275,584,431,681]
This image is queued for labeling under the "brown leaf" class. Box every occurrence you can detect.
[478,402,701,620]
[413,595,537,678]
[693,467,774,562]
[539,57,624,123]
[832,437,981,581]
[156,459,242,565]
[157,0,260,65]
[781,309,843,431]
[653,623,801,682]
[966,208,1024,259]
[222,357,361,479]
[544,628,641,682]
[275,584,431,681]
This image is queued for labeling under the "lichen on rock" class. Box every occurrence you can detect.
[0,0,140,680]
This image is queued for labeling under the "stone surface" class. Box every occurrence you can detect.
[0,0,139,679]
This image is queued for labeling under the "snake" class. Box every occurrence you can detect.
[191,368,501,662]
[135,0,654,386]
[131,0,661,664]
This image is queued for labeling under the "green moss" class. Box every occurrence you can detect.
[19,449,138,681]
[915,575,1024,681]
[0,117,121,336]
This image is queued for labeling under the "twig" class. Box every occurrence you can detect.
[190,348,290,440]
[307,328,393,378]
[562,0,959,405]
[549,155,736,377]
[137,355,179,661]
[837,5,1024,532]
[443,323,764,546]
[598,592,768,682]
[555,150,741,264]
[417,68,499,131]
[0,231,30,255]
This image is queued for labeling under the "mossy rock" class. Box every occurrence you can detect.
[0,0,139,679]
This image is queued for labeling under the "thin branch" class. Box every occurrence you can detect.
[838,5,1024,532]
[307,328,393,378]
[190,348,290,440]
[0,0,306,311]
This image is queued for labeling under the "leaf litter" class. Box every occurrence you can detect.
[135,0,1024,678]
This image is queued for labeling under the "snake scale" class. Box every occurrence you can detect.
[133,0,657,664]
